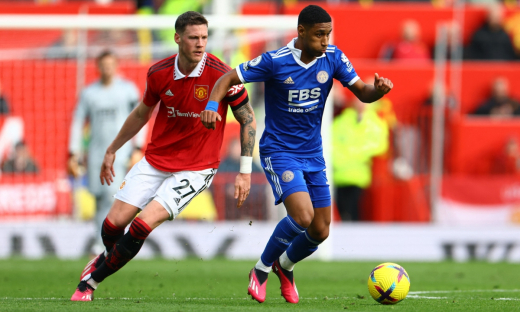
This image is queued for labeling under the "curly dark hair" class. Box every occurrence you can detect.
[298,5,331,28]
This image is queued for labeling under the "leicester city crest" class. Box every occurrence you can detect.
[317,71,329,84]
[282,170,294,183]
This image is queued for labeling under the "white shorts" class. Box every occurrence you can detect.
[114,157,217,220]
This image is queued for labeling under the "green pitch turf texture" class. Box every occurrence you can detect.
[1,258,519,311]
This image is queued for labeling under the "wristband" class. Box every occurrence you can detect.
[205,100,219,112]
[239,156,253,174]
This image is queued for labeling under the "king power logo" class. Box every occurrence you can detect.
[166,106,200,119]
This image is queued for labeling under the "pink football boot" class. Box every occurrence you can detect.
[70,281,95,301]
[272,259,299,303]
[248,268,268,303]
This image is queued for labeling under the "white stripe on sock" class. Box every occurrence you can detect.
[304,231,322,245]
[285,216,305,234]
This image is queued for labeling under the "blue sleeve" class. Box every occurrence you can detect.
[236,52,273,84]
[333,49,360,87]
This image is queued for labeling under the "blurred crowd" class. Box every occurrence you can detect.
[330,3,520,220]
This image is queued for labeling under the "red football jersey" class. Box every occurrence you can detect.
[142,53,248,172]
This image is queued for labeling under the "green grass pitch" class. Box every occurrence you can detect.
[1,258,519,311]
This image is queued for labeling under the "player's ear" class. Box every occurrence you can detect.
[174,32,181,45]
[297,24,306,38]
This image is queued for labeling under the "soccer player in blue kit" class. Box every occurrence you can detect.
[201,5,393,304]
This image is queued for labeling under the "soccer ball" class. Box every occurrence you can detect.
[367,262,410,305]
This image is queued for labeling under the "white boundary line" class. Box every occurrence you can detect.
[2,290,520,301]
[409,289,520,294]
[408,295,448,299]
[407,289,520,300]
[494,298,520,301]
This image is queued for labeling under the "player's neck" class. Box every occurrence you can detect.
[293,39,316,65]
[177,54,198,76]
[100,77,113,86]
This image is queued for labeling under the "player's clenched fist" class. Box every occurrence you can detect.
[200,110,222,130]
[374,73,393,95]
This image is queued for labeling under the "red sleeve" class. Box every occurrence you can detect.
[223,84,249,111]
[143,71,160,107]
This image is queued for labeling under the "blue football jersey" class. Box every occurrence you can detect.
[237,39,359,157]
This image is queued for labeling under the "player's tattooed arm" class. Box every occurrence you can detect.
[232,102,256,208]
[349,73,394,103]
[232,103,256,157]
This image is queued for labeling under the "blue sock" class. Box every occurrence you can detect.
[286,230,323,264]
[260,215,305,268]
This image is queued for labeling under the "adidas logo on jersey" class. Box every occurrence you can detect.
[284,77,295,84]
[165,89,174,96]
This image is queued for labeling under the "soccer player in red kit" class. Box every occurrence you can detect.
[71,11,256,301]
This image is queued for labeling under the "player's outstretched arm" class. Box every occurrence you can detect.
[232,103,257,208]
[201,69,243,130]
[348,73,394,103]
[100,101,156,185]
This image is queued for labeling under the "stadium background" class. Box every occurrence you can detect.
[0,0,519,263]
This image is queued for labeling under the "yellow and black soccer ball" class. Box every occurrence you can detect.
[367,262,410,305]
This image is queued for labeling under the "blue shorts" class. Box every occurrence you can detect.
[261,155,331,208]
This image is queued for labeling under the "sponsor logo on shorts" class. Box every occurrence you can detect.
[194,85,209,101]
[282,170,294,183]
[119,180,126,190]
[317,71,329,84]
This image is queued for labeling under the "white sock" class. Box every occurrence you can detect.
[254,259,272,273]
[82,274,99,289]
[279,251,295,271]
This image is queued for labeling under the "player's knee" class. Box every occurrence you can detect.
[292,210,314,228]
[313,227,329,241]
[106,200,138,228]
[106,214,127,229]
[309,220,330,241]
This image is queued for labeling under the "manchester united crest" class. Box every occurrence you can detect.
[194,85,209,101]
